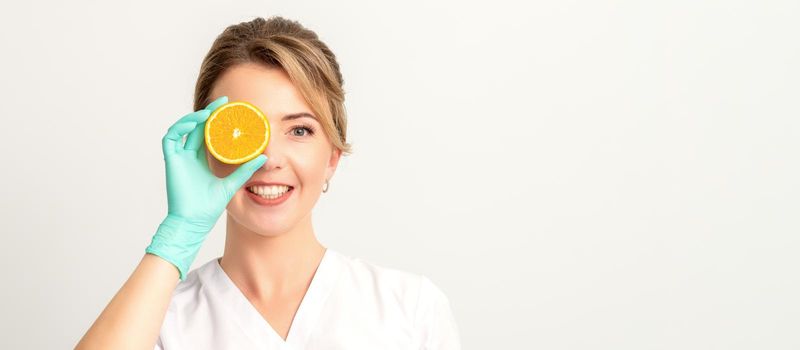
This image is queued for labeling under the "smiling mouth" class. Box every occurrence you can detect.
[246,186,295,199]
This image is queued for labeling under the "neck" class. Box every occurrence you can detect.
[219,211,326,301]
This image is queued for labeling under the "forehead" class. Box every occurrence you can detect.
[210,63,315,123]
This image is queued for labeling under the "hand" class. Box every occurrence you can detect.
[145,96,268,281]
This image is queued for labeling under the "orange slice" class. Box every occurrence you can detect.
[205,101,270,164]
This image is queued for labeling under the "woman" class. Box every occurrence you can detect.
[76,16,460,349]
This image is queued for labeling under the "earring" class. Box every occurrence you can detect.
[322,179,330,193]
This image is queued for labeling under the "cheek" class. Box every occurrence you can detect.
[292,151,329,184]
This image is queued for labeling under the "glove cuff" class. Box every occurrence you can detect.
[145,214,212,281]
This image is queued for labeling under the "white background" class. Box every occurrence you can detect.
[1,1,798,349]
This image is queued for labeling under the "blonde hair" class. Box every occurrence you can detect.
[193,16,353,156]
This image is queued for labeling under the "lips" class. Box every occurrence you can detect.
[245,186,294,206]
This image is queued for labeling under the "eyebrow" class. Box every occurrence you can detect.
[281,112,319,123]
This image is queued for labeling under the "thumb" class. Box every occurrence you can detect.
[222,155,267,196]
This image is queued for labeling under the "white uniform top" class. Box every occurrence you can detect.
[154,249,461,350]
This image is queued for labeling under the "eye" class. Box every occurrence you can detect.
[290,124,316,137]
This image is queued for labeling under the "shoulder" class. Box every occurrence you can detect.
[334,250,427,294]
[331,250,453,314]
[332,251,460,348]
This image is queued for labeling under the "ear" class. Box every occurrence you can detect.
[325,147,342,181]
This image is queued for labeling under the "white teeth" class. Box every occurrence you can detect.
[248,185,291,199]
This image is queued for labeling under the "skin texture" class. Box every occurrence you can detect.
[206,62,342,340]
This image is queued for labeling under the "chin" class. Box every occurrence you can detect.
[232,212,293,236]
[250,220,293,237]
[250,228,289,238]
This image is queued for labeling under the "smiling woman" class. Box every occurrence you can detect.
[74,15,460,350]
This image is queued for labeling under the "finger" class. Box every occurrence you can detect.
[222,155,268,197]
[162,121,198,159]
[169,110,210,153]
[175,109,211,125]
[185,96,227,152]
[204,95,228,112]
[197,142,211,166]
[184,120,206,152]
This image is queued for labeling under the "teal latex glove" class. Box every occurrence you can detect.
[145,96,268,281]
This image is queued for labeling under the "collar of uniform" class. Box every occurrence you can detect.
[199,248,344,348]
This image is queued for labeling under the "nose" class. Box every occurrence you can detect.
[259,138,283,171]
